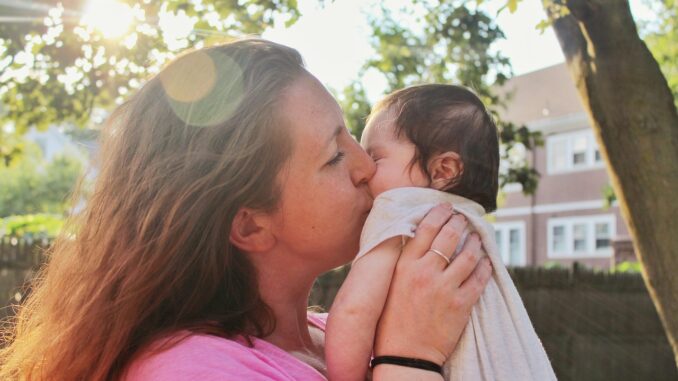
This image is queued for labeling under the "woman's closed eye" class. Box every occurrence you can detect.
[326,151,345,166]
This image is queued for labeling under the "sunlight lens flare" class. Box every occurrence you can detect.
[160,50,245,127]
[82,0,134,39]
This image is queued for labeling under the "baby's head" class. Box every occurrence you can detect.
[361,84,499,213]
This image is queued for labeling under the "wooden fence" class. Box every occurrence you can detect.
[0,237,49,319]
[310,263,678,381]
[1,237,676,380]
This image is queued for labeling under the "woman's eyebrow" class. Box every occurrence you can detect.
[323,125,344,150]
[316,125,345,162]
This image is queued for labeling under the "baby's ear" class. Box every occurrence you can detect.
[428,152,463,191]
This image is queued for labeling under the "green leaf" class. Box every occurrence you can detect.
[535,19,551,34]
[507,0,519,13]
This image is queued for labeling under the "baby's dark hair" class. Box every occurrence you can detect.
[370,84,499,213]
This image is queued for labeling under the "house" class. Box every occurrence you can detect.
[492,63,634,269]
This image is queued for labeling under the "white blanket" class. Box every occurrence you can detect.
[356,187,557,381]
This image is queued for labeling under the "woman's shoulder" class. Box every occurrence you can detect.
[124,313,328,381]
[123,332,289,381]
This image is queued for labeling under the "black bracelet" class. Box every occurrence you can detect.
[370,355,443,375]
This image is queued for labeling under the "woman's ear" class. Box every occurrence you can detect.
[229,208,276,253]
[428,151,463,191]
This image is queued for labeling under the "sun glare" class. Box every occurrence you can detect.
[82,0,134,38]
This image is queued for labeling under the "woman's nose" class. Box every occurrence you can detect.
[349,139,376,187]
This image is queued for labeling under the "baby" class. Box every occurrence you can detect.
[326,84,556,381]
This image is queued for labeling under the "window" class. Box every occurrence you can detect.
[547,130,604,174]
[552,225,566,254]
[547,215,616,258]
[549,138,568,172]
[573,223,588,252]
[493,222,526,266]
[509,229,521,264]
[595,222,611,250]
[572,135,588,167]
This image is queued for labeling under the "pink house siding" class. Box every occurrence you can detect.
[493,63,634,269]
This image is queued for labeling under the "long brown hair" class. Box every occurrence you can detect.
[0,39,306,380]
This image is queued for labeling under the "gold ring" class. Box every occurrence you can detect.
[428,248,451,266]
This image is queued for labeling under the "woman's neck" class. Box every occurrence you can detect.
[255,263,323,356]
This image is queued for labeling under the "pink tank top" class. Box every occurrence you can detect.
[124,313,328,381]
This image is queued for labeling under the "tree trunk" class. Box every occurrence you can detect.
[544,0,678,363]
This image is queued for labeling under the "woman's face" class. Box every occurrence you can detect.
[269,75,375,271]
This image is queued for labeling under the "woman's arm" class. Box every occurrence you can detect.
[326,237,400,381]
[371,204,492,381]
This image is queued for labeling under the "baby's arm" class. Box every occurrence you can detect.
[326,237,401,381]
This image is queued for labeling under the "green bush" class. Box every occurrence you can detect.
[0,213,64,240]
[0,143,84,218]
[613,261,643,273]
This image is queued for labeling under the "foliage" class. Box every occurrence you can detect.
[643,0,678,109]
[0,129,26,166]
[336,80,371,139]
[602,183,617,209]
[343,0,542,194]
[0,0,300,164]
[0,142,84,218]
[542,261,567,270]
[613,261,643,273]
[0,213,64,240]
[541,261,644,274]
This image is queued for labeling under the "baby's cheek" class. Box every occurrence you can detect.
[366,167,387,198]
[369,165,402,197]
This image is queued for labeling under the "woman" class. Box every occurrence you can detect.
[0,39,492,380]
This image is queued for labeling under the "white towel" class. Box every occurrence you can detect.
[356,187,556,381]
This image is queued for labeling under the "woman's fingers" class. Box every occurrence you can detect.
[424,213,468,269]
[401,203,454,261]
[457,257,493,304]
[443,232,484,287]
[375,235,492,365]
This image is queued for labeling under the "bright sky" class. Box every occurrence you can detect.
[262,0,656,101]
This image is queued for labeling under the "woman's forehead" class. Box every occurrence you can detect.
[280,76,344,152]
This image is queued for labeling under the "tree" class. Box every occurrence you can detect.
[643,0,678,109]
[0,0,300,165]
[345,1,542,194]
[336,80,372,140]
[0,143,84,218]
[540,0,678,362]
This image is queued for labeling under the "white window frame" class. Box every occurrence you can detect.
[547,214,616,258]
[547,129,605,174]
[493,221,527,266]
[502,183,523,193]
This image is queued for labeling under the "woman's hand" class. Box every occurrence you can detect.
[373,203,492,366]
